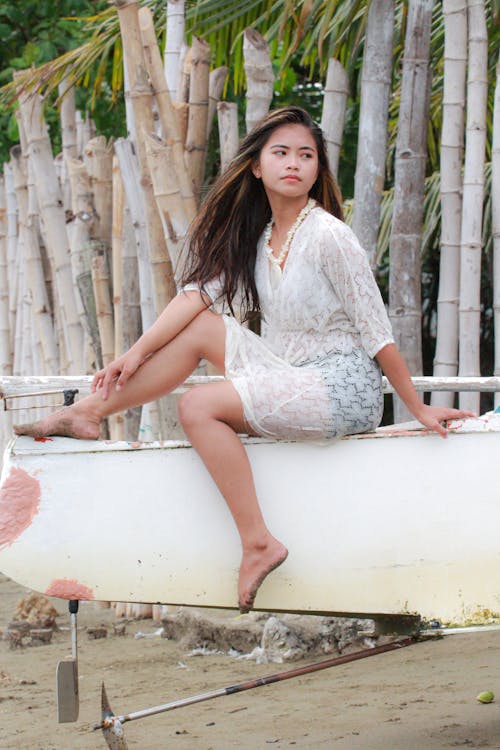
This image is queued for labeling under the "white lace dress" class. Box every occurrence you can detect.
[184,206,394,440]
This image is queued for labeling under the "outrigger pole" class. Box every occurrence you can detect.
[96,636,419,750]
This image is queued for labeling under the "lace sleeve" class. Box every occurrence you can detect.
[322,220,394,358]
[179,275,225,306]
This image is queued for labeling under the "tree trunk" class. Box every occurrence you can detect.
[217,101,239,171]
[114,0,176,317]
[243,29,274,134]
[320,58,349,178]
[431,0,468,407]
[185,36,211,201]
[493,52,500,409]
[389,0,433,422]
[164,0,185,103]
[351,0,394,266]
[458,0,488,412]
[15,79,84,373]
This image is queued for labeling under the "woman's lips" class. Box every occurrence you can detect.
[281,175,300,181]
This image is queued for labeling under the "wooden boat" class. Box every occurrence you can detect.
[1,414,499,627]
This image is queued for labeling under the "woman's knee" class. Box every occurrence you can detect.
[178,387,210,431]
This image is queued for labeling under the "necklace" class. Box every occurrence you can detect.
[263,198,316,283]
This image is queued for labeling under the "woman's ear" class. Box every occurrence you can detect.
[252,162,261,179]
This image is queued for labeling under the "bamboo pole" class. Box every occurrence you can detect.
[15,77,85,373]
[164,0,185,103]
[184,36,211,201]
[207,66,228,140]
[11,146,59,375]
[65,156,102,368]
[91,246,115,367]
[321,58,349,178]
[351,0,394,265]
[111,157,126,440]
[144,132,191,274]
[4,162,18,354]
[178,44,191,104]
[58,78,78,213]
[388,0,433,423]
[0,175,12,377]
[59,78,78,161]
[112,156,124,366]
[458,0,488,412]
[83,136,114,247]
[120,206,142,440]
[114,0,176,317]
[138,6,197,221]
[217,101,239,172]
[243,29,274,134]
[492,52,500,409]
[114,137,161,439]
[432,0,467,407]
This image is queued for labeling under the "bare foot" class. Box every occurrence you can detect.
[14,407,101,440]
[238,538,288,614]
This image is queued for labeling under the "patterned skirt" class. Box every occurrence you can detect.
[222,316,383,440]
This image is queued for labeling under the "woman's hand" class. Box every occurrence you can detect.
[412,403,476,438]
[92,350,146,400]
[375,344,476,437]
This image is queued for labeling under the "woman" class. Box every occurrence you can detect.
[15,107,474,612]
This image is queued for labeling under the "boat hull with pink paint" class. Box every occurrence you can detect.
[0,429,499,625]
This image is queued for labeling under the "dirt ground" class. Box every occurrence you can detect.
[0,574,498,750]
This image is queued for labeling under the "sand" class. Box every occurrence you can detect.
[0,574,498,750]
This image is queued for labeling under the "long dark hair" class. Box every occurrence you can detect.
[181,106,343,320]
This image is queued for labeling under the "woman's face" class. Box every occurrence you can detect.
[252,123,319,202]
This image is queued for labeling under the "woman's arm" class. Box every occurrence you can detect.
[93,290,209,399]
[375,343,475,437]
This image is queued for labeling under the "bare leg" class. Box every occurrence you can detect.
[15,311,287,610]
[14,310,227,439]
[178,381,288,612]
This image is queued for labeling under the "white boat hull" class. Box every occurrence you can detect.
[0,431,499,625]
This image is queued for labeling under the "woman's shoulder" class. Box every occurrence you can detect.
[310,206,363,252]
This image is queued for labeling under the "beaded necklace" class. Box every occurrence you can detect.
[263,198,316,287]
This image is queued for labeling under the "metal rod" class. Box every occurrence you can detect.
[2,375,500,401]
[95,637,417,731]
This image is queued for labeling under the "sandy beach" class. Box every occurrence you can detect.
[0,574,498,750]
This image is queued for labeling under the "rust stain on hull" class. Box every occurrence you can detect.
[0,467,41,549]
[45,579,94,600]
